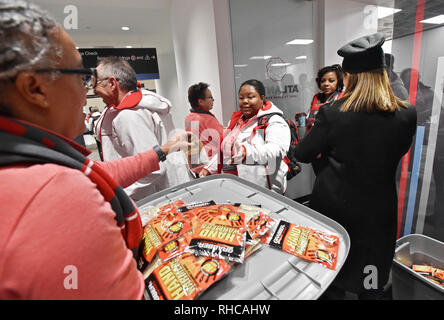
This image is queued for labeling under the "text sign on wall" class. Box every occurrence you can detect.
[79,48,160,80]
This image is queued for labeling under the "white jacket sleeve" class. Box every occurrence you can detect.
[204,153,219,174]
[242,115,290,166]
[112,110,166,184]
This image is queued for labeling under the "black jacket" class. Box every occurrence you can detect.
[295,100,417,293]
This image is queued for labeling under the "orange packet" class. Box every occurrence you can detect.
[141,200,187,225]
[188,205,247,263]
[432,268,444,281]
[140,223,163,266]
[147,206,193,247]
[188,223,246,263]
[267,220,340,270]
[140,200,190,266]
[158,231,193,262]
[176,201,216,214]
[144,253,230,300]
[412,265,433,275]
[246,212,276,242]
[157,200,186,214]
[180,253,231,293]
[192,204,241,225]
[177,201,215,231]
[144,255,199,300]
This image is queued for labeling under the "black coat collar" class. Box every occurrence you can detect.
[190,108,214,116]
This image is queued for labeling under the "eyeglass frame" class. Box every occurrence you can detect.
[34,68,98,89]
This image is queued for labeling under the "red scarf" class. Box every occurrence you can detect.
[0,116,143,257]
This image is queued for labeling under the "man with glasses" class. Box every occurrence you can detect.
[93,57,192,202]
[0,0,190,299]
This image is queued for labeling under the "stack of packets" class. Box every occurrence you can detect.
[412,265,444,287]
[139,200,340,300]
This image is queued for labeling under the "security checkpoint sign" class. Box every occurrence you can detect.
[79,48,160,80]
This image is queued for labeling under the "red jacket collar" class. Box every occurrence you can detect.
[112,90,143,110]
[227,101,273,130]
[262,100,272,111]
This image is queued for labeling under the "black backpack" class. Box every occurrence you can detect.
[256,113,302,180]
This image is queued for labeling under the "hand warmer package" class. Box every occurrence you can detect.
[144,253,231,300]
[187,204,247,263]
[267,220,340,270]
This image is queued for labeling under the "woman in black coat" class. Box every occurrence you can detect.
[294,33,417,299]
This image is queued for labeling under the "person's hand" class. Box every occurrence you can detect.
[199,168,210,178]
[186,133,201,156]
[160,130,192,155]
[227,142,245,165]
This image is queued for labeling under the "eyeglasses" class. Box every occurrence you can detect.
[95,77,109,85]
[34,68,98,89]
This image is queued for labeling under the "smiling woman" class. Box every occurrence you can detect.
[304,64,345,133]
[199,79,291,194]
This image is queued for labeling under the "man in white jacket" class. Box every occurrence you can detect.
[94,57,191,201]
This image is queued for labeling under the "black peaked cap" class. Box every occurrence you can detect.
[337,32,386,73]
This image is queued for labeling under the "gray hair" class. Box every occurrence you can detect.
[0,0,63,81]
[97,56,138,92]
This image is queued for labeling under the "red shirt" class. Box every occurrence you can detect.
[185,109,224,172]
[0,150,159,299]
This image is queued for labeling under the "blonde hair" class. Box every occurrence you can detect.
[339,69,408,112]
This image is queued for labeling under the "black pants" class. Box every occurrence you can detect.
[95,139,104,161]
[319,284,384,300]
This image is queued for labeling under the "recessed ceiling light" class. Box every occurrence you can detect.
[126,45,133,48]
[420,15,444,24]
[271,63,291,67]
[286,39,313,45]
[249,56,272,60]
[121,26,130,31]
[377,6,402,19]
[295,56,307,60]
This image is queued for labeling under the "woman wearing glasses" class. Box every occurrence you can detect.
[0,1,189,299]
[185,82,224,175]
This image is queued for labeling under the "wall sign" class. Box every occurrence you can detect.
[79,48,160,80]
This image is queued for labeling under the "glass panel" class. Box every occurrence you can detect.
[229,0,444,241]
[229,0,316,121]
[229,0,317,200]
[388,0,444,241]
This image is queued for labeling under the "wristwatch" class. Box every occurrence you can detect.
[153,145,167,162]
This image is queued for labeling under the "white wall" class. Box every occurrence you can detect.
[155,51,182,129]
[323,0,378,66]
[213,0,237,124]
[170,0,234,128]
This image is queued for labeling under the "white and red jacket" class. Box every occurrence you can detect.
[96,89,191,201]
[205,101,290,194]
